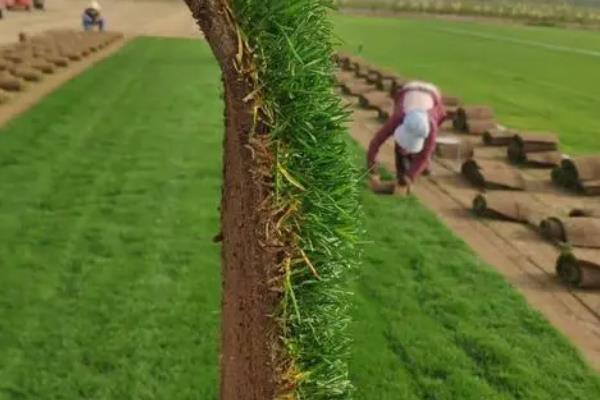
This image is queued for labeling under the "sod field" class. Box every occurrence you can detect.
[335,15,600,155]
[1,34,599,399]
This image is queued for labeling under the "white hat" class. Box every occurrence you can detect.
[394,109,431,154]
[90,1,101,11]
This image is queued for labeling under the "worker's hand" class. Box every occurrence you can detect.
[368,174,381,191]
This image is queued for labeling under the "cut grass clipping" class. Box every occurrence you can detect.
[231,1,361,398]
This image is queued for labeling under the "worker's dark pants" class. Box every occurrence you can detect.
[83,15,105,31]
[394,144,430,184]
[394,144,413,185]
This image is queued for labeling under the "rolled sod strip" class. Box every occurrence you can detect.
[453,105,494,132]
[358,91,393,112]
[335,70,357,86]
[467,119,497,136]
[369,180,396,195]
[10,67,42,82]
[521,151,563,168]
[0,74,24,92]
[435,137,474,160]
[540,217,567,243]
[570,207,600,218]
[389,77,409,96]
[483,127,517,146]
[581,180,600,195]
[554,156,600,194]
[472,193,531,222]
[540,217,600,248]
[341,80,377,97]
[556,249,600,289]
[377,74,404,92]
[462,159,526,190]
[507,133,559,164]
[562,156,600,183]
[442,95,461,107]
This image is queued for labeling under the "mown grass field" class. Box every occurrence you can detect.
[1,37,600,399]
[335,14,600,155]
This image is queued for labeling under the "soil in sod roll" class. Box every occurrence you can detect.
[483,127,517,146]
[453,105,494,133]
[435,136,474,160]
[341,80,376,97]
[377,74,403,91]
[540,217,600,248]
[462,159,526,190]
[472,192,531,222]
[369,179,396,194]
[0,73,24,91]
[358,91,393,113]
[507,133,559,164]
[389,77,409,96]
[555,156,600,194]
[335,70,357,86]
[570,207,600,218]
[562,155,600,183]
[10,67,42,82]
[556,249,600,289]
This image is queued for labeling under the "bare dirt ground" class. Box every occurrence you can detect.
[0,0,199,45]
[348,102,600,371]
[0,0,199,126]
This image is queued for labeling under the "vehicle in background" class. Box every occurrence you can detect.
[6,0,33,11]
[0,0,7,18]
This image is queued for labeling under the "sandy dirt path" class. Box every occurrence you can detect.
[347,102,600,372]
[0,0,200,45]
[0,0,200,126]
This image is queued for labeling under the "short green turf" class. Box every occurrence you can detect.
[1,36,599,399]
[347,154,600,398]
[335,14,600,155]
[0,38,221,399]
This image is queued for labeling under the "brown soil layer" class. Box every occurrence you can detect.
[185,1,281,398]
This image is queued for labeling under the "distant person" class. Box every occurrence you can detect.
[82,1,105,31]
[367,80,447,195]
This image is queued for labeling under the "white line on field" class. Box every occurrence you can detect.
[436,27,600,58]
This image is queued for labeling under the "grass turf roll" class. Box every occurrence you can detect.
[472,193,531,222]
[556,249,600,289]
[483,127,516,146]
[541,217,600,248]
[461,159,526,190]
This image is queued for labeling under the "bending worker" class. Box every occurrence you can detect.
[82,1,105,31]
[367,80,446,195]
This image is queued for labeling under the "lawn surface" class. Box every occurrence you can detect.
[0,38,222,399]
[335,15,600,155]
[1,37,600,399]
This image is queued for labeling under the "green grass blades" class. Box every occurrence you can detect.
[335,14,600,155]
[0,38,221,399]
[335,0,600,25]
[344,142,600,399]
[231,1,362,398]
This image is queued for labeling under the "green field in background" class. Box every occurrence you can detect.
[335,15,600,155]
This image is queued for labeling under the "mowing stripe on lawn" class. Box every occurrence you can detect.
[0,37,221,400]
[436,27,600,58]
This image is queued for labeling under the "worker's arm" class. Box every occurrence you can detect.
[366,108,405,174]
[405,122,437,181]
